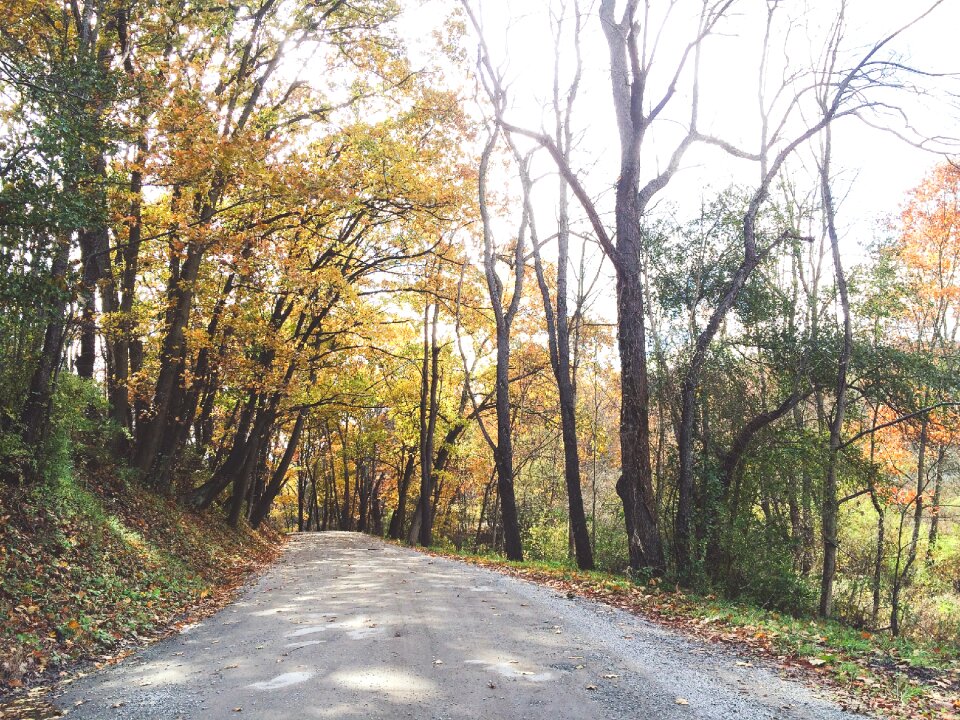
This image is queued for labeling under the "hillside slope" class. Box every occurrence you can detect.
[0,468,282,694]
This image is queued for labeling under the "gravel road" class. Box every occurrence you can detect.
[53,532,867,719]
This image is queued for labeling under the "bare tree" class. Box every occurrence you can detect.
[517,0,596,570]
[476,126,527,561]
[812,0,949,616]
[817,119,852,619]
[465,0,736,573]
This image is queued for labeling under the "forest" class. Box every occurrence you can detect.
[1,0,959,687]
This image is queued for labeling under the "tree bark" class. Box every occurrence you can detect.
[388,449,415,540]
[477,129,524,561]
[20,236,72,454]
[522,131,594,569]
[891,416,929,636]
[819,124,852,619]
[418,303,441,547]
[133,241,205,482]
[926,444,945,565]
[250,410,306,529]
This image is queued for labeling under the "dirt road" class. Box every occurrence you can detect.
[54,532,866,719]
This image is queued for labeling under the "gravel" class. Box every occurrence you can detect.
[53,532,868,719]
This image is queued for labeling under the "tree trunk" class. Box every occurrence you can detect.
[525,158,594,570]
[598,0,667,573]
[250,410,306,529]
[675,222,772,578]
[614,222,663,572]
[188,393,257,508]
[891,416,929,636]
[418,303,441,547]
[20,236,72,456]
[474,469,496,551]
[107,19,147,450]
[388,449,415,540]
[492,328,523,560]
[75,229,98,381]
[870,481,885,627]
[477,129,524,562]
[298,467,307,532]
[819,126,852,619]
[407,502,422,544]
[228,410,271,527]
[339,423,352,530]
[926,444,944,565]
[134,242,205,481]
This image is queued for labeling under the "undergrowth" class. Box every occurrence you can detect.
[0,466,281,692]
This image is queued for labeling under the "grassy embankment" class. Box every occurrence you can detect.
[0,469,282,697]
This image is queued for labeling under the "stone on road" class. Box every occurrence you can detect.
[54,532,865,719]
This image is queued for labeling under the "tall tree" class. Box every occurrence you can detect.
[476,127,526,561]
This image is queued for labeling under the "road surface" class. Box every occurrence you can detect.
[54,532,865,719]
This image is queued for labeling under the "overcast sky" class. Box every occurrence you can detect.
[404,0,957,220]
[396,0,960,324]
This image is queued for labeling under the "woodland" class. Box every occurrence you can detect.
[1,0,959,687]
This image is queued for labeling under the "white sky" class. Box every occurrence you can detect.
[397,0,960,323]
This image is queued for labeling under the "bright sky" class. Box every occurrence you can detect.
[406,0,958,213]
[397,0,960,321]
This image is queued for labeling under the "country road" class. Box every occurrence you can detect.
[54,532,866,719]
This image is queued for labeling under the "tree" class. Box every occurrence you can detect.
[524,0,594,570]
[475,126,526,561]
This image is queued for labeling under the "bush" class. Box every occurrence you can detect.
[592,506,630,573]
[522,510,571,565]
[910,592,960,646]
[721,517,817,616]
[0,429,30,483]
